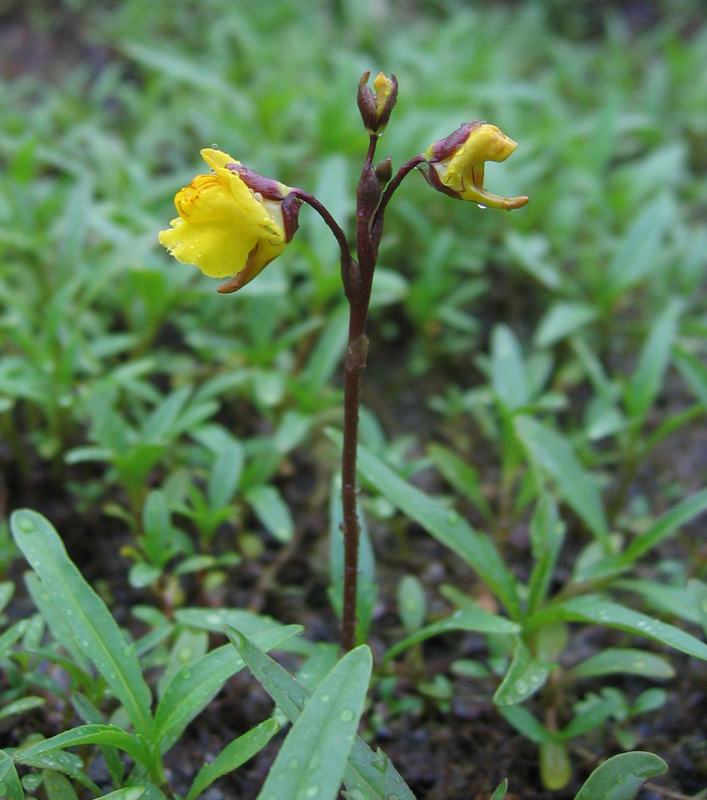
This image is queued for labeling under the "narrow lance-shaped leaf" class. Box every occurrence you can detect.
[10,510,153,739]
[226,628,417,800]
[0,749,24,800]
[155,625,301,753]
[581,488,707,580]
[255,644,372,800]
[385,608,519,663]
[328,431,521,619]
[528,595,707,661]
[185,719,279,800]
[625,299,681,421]
[514,416,609,545]
[15,724,149,766]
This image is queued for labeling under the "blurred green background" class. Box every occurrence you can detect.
[1,0,706,537]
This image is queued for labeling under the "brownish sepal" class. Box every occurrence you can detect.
[357,71,378,132]
[425,121,479,163]
[281,194,303,242]
[225,163,286,200]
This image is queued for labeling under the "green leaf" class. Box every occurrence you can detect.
[493,640,554,706]
[384,608,520,663]
[527,495,565,615]
[0,749,24,800]
[15,724,149,766]
[226,628,417,800]
[11,510,153,739]
[561,691,621,739]
[397,575,427,635]
[606,194,675,296]
[427,444,491,519]
[301,303,349,391]
[98,791,145,800]
[529,595,707,661]
[330,431,520,618]
[43,771,79,800]
[540,740,571,791]
[514,416,609,545]
[185,719,279,800]
[24,572,90,670]
[207,440,244,508]
[154,625,301,753]
[583,488,707,579]
[572,752,667,800]
[625,300,681,420]
[0,696,46,721]
[142,386,191,443]
[688,579,707,637]
[489,779,508,800]
[567,648,675,680]
[174,607,287,637]
[491,324,529,410]
[255,645,372,800]
[71,694,124,787]
[245,485,295,542]
[614,579,699,624]
[675,347,707,410]
[497,705,549,744]
[534,302,598,348]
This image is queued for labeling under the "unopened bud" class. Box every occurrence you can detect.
[374,156,393,187]
[357,71,398,134]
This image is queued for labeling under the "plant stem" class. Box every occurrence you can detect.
[299,140,426,651]
[340,135,379,652]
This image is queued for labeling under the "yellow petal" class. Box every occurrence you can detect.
[158,217,258,278]
[200,148,285,244]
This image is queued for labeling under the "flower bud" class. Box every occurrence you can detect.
[357,71,398,134]
[374,156,393,188]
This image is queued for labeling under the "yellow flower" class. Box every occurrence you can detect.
[159,149,301,293]
[423,122,528,210]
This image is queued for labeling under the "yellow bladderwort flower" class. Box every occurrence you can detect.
[159,148,301,293]
[423,122,528,210]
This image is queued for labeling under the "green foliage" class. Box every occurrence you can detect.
[2,0,707,796]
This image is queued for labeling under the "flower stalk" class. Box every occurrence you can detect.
[159,70,527,654]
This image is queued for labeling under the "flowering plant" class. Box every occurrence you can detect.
[160,71,528,650]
